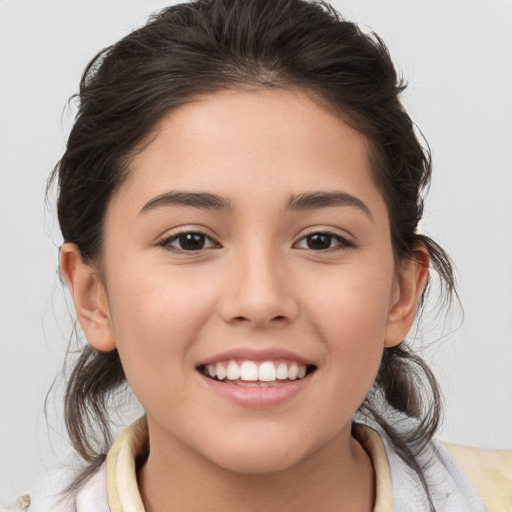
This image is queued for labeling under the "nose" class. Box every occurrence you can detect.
[218,246,299,328]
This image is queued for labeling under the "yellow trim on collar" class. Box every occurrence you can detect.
[105,418,394,512]
[106,417,149,512]
[353,424,394,512]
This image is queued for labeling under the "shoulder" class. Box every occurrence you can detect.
[386,430,511,512]
[444,442,512,512]
[356,423,510,512]
[3,464,109,512]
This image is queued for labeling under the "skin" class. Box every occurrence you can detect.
[61,89,428,511]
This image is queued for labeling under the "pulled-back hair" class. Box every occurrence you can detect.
[49,0,455,505]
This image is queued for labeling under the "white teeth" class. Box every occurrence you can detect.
[227,360,241,380]
[205,360,310,382]
[288,363,299,380]
[216,362,227,381]
[258,361,276,382]
[276,362,288,380]
[240,361,259,381]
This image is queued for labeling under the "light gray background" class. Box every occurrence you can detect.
[1,0,511,499]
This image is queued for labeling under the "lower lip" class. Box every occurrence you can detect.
[198,373,313,408]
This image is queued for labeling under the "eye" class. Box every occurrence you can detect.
[294,232,354,251]
[160,231,219,252]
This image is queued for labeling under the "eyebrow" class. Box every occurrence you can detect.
[139,189,371,218]
[140,191,233,214]
[284,191,372,218]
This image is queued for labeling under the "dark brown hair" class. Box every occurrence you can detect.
[49,0,455,507]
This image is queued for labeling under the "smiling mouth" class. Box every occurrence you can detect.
[197,360,317,386]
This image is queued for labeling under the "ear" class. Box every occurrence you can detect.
[59,243,116,352]
[384,245,429,348]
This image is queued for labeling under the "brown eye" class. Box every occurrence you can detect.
[161,232,218,252]
[306,234,332,250]
[178,233,206,250]
[294,232,354,251]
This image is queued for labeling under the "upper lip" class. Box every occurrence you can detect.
[197,347,316,367]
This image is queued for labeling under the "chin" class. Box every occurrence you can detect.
[198,426,324,475]
[211,445,305,475]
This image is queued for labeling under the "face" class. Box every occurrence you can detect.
[74,89,419,474]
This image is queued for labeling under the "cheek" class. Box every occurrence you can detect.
[301,255,395,394]
[104,265,217,396]
[304,256,395,340]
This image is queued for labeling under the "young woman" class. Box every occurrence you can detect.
[12,0,511,510]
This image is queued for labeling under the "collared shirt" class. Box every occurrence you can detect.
[17,417,512,511]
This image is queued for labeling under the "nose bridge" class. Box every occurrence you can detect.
[220,236,298,327]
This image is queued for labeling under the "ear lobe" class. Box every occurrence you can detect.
[59,243,116,352]
[384,246,429,348]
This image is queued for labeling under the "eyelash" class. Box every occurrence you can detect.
[158,231,220,253]
[294,231,355,252]
[158,230,355,253]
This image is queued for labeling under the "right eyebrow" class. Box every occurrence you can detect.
[139,191,233,215]
[284,191,372,219]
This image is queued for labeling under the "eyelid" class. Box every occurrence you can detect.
[293,229,356,251]
[157,226,221,252]
[155,226,356,253]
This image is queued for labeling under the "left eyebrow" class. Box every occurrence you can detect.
[284,191,372,219]
[140,191,233,215]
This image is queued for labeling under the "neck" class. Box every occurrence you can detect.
[138,426,375,512]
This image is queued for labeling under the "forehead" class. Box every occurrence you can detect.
[112,89,386,218]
